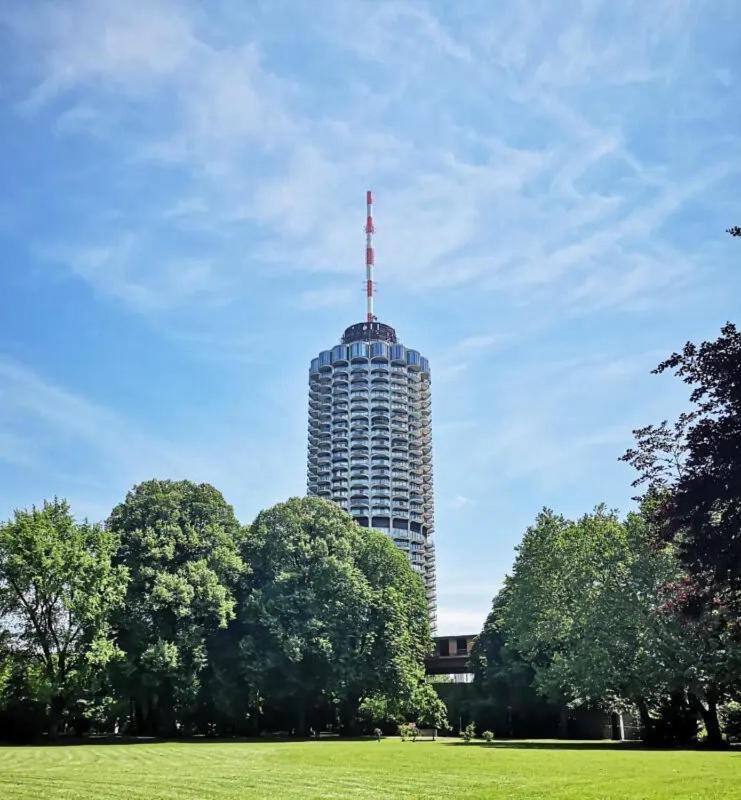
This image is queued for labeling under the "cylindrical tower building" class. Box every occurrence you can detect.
[308,327,437,626]
[307,192,437,625]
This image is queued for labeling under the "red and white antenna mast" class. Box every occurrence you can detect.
[365,189,375,322]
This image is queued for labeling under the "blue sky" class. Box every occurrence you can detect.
[1,1,739,633]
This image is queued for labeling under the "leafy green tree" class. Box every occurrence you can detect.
[237,497,431,734]
[501,505,735,743]
[359,682,448,733]
[470,590,560,737]
[108,480,245,735]
[0,499,127,736]
[409,682,449,729]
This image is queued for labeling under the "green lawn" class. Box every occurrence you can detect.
[0,739,739,800]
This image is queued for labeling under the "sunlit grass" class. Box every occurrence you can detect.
[0,738,739,800]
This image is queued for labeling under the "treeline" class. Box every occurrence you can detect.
[2,323,739,746]
[0,491,446,741]
[470,323,741,745]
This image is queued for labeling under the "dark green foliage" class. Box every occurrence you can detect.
[620,323,741,743]
[236,497,431,734]
[720,701,741,742]
[480,503,739,744]
[622,323,741,590]
[108,480,245,735]
[470,591,562,737]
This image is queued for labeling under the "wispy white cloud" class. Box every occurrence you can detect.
[5,0,731,320]
[0,354,303,522]
[433,331,512,383]
[38,236,229,312]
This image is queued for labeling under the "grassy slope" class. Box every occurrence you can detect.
[0,739,739,800]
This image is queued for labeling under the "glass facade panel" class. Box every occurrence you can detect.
[350,342,368,359]
[370,341,388,358]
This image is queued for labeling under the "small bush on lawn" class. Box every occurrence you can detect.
[462,722,476,743]
[482,730,494,743]
[720,702,741,742]
[399,722,418,741]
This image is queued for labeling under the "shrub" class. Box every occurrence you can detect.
[720,702,741,743]
[462,721,476,743]
[399,722,418,741]
[482,729,494,743]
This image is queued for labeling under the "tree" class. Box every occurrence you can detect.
[621,323,741,591]
[108,480,245,735]
[620,323,741,744]
[409,682,448,730]
[237,497,431,734]
[470,590,560,737]
[0,499,127,736]
[500,505,736,744]
[360,682,448,733]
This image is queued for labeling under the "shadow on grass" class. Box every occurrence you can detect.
[444,740,736,753]
[0,735,384,748]
[4,736,736,752]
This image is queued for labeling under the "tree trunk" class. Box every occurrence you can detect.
[159,679,178,737]
[47,694,65,740]
[340,695,361,736]
[635,697,654,744]
[558,707,569,739]
[134,700,147,735]
[296,701,307,736]
[688,691,724,747]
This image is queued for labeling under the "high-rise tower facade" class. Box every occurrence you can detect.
[307,192,437,625]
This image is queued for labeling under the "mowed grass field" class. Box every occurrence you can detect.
[1,738,739,800]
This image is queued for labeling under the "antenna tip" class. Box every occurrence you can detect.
[366,190,373,204]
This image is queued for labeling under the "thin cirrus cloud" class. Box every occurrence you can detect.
[5,0,735,316]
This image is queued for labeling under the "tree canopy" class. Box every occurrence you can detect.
[0,499,127,736]
[622,322,741,592]
[108,479,245,735]
[237,497,432,734]
[487,503,738,744]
